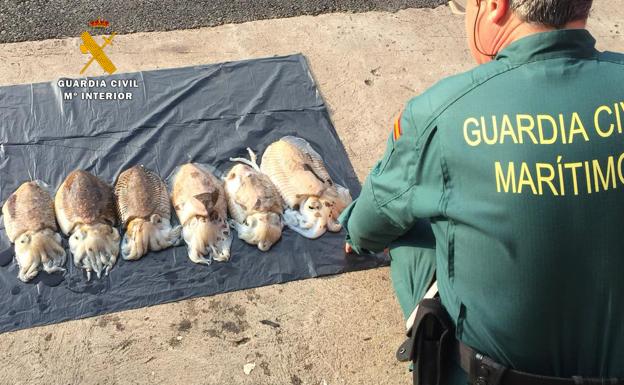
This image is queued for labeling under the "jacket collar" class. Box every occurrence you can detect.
[495,29,598,64]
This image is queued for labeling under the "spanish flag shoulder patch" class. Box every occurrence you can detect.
[393,112,403,141]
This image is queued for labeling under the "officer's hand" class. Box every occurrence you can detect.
[345,243,353,254]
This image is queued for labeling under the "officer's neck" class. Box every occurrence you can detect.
[491,19,588,55]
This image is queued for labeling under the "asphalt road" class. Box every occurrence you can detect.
[0,0,445,44]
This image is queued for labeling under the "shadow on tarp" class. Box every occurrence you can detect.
[0,54,389,334]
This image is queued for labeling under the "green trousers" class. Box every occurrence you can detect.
[388,221,467,385]
[389,242,436,320]
[388,220,436,319]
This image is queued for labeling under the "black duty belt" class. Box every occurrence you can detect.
[458,342,624,385]
[396,296,624,385]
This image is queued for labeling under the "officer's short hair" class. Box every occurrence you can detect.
[510,0,593,28]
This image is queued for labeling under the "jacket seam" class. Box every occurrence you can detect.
[369,178,403,229]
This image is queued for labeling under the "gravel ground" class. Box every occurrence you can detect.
[0,0,445,44]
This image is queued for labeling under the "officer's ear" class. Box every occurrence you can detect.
[484,0,510,24]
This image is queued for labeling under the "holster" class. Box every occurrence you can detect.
[396,298,455,385]
[396,296,624,385]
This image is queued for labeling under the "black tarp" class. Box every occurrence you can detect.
[0,54,388,334]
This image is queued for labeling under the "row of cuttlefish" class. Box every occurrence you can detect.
[2,137,352,282]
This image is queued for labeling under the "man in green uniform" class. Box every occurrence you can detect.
[339,0,624,383]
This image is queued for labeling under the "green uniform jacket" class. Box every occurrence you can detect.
[339,29,624,377]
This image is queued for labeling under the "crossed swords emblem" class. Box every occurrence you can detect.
[80,31,117,75]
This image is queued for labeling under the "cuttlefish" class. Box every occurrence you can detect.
[225,148,284,251]
[55,170,119,280]
[2,181,66,282]
[260,136,352,239]
[171,163,232,264]
[114,165,181,260]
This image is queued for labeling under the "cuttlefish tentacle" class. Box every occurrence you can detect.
[41,231,66,273]
[319,194,344,233]
[282,197,329,239]
[69,223,120,280]
[15,229,66,282]
[326,218,342,232]
[122,215,181,261]
[182,216,232,264]
[288,188,350,236]
[234,212,282,251]
[283,210,327,239]
[183,217,212,265]
[212,223,232,262]
[19,263,38,283]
